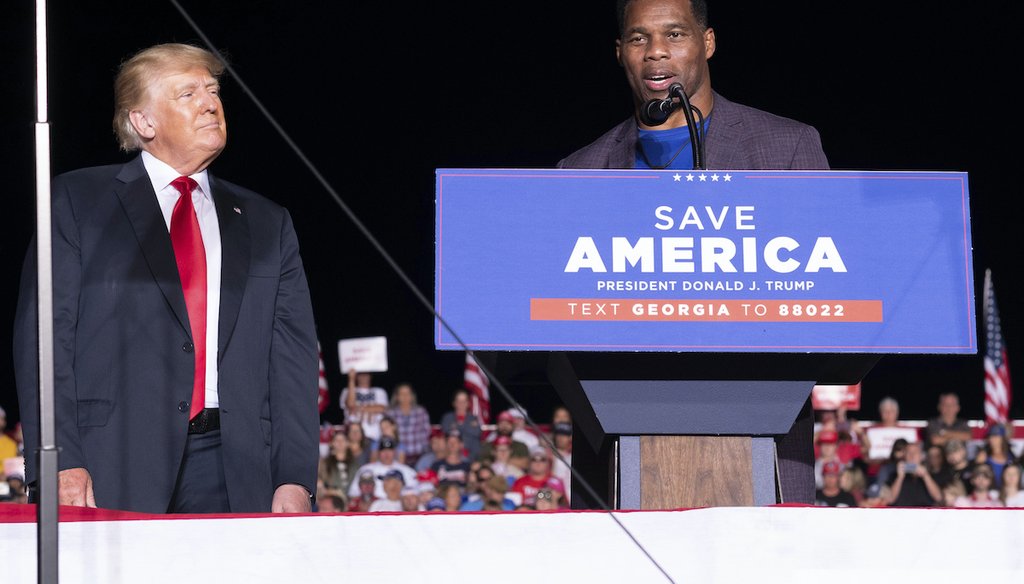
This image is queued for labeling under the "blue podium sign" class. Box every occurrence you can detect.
[435,169,975,354]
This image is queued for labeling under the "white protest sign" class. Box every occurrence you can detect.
[338,336,388,373]
[3,456,25,479]
[812,383,862,410]
[865,425,919,460]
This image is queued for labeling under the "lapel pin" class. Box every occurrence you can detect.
[233,207,242,215]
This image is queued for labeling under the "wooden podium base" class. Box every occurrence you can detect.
[618,435,778,508]
[640,436,753,508]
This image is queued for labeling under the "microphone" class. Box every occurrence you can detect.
[636,82,707,169]
[638,82,684,126]
[639,96,677,126]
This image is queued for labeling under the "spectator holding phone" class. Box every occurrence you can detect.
[873,438,909,491]
[888,441,941,507]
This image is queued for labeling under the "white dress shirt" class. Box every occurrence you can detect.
[141,151,222,409]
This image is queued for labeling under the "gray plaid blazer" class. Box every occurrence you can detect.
[557,91,829,171]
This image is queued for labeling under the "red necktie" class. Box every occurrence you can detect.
[170,176,207,420]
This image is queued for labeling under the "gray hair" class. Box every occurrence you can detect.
[879,396,899,411]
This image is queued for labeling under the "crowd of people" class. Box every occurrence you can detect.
[0,406,26,504]
[814,392,1023,508]
[313,372,574,513]
[0,374,576,511]
[0,373,577,511]
[5,386,1021,511]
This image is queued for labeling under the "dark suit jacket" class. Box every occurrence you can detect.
[555,91,827,504]
[557,92,829,170]
[14,155,320,513]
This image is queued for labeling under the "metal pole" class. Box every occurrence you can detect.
[35,0,59,581]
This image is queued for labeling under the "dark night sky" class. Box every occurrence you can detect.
[0,1,1017,428]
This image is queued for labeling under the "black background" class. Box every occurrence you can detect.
[0,1,1017,428]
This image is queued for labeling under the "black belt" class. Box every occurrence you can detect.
[188,408,220,434]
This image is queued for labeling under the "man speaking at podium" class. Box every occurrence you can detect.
[558,0,828,503]
[14,43,320,513]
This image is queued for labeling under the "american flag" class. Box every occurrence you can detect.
[983,269,1012,426]
[317,341,329,415]
[464,352,491,424]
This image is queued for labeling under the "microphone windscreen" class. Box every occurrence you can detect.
[639,99,673,126]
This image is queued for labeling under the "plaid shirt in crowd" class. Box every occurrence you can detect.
[387,405,432,458]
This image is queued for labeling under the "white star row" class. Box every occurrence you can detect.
[672,173,732,182]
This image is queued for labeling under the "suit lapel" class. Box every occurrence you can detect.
[115,157,193,336]
[703,93,741,170]
[611,121,637,169]
[210,176,250,359]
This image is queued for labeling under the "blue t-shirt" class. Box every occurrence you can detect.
[459,497,517,512]
[634,116,711,170]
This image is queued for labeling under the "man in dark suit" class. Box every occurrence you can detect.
[558,0,827,504]
[14,43,319,513]
[559,0,827,171]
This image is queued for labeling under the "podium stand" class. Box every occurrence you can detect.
[437,168,976,510]
[489,351,878,508]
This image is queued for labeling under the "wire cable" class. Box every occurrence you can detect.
[168,1,677,581]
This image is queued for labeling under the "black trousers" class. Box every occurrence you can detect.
[168,428,230,513]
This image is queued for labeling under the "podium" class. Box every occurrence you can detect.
[436,169,976,509]
[487,351,878,508]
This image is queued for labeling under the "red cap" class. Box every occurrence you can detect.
[416,469,438,486]
[816,430,838,444]
[544,477,566,495]
[822,461,842,476]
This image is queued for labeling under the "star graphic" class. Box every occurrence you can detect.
[686,173,695,181]
[711,174,720,181]
[723,174,732,181]
[673,173,682,182]
[699,173,707,182]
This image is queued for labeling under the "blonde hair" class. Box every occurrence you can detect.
[841,466,867,494]
[112,43,226,152]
